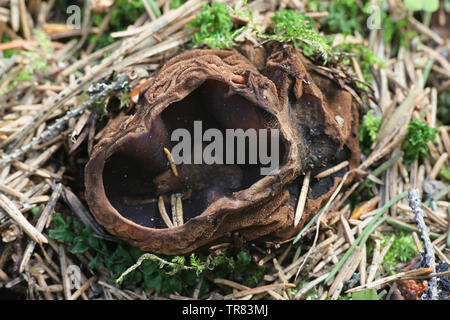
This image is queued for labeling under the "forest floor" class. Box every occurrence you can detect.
[0,0,449,300]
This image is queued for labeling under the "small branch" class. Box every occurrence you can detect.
[0,74,129,167]
[408,188,438,300]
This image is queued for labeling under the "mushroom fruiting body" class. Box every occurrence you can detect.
[85,44,360,254]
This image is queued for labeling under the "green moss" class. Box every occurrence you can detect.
[262,10,332,61]
[359,110,381,156]
[109,0,145,29]
[88,0,146,51]
[379,231,420,275]
[402,118,438,163]
[309,0,363,35]
[188,2,244,49]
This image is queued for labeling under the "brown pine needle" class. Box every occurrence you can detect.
[170,194,178,227]
[163,147,178,177]
[314,161,349,179]
[294,171,310,227]
[157,196,174,228]
[176,195,184,226]
[223,283,295,300]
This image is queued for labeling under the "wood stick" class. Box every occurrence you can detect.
[0,194,47,243]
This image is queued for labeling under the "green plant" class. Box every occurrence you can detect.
[358,112,437,162]
[403,0,440,12]
[188,2,245,49]
[89,0,146,51]
[49,213,265,296]
[351,288,378,300]
[261,10,332,62]
[380,231,420,275]
[402,118,438,162]
[0,31,50,96]
[359,110,381,156]
[309,0,363,35]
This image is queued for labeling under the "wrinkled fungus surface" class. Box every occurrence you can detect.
[85,43,360,254]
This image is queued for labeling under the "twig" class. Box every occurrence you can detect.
[0,194,47,243]
[408,188,438,300]
[0,74,129,166]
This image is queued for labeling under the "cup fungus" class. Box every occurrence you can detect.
[85,43,360,254]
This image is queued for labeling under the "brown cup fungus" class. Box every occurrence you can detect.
[85,44,360,254]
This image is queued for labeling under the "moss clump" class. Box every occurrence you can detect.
[380,231,420,275]
[402,118,438,163]
[188,2,244,49]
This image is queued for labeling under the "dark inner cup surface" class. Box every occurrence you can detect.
[102,79,287,229]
